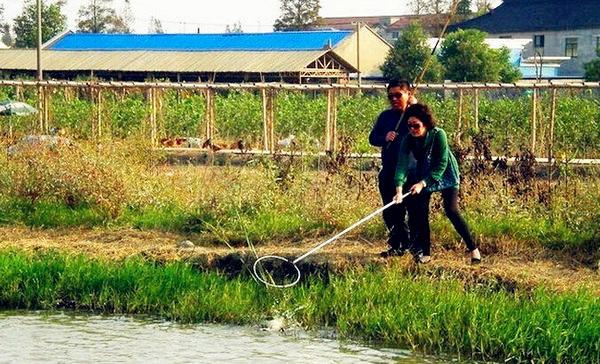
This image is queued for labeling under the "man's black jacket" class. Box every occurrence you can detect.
[369,109,409,178]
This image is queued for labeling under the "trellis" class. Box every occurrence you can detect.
[1,79,599,162]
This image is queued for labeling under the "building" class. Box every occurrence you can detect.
[450,0,600,77]
[0,26,391,83]
[322,14,447,43]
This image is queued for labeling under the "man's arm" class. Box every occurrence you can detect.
[369,114,387,147]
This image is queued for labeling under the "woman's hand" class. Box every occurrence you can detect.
[393,193,404,204]
[393,186,404,204]
[410,181,426,195]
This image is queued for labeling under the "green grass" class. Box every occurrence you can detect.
[0,195,598,253]
[0,249,598,363]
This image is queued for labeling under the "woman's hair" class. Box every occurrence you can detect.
[404,103,436,129]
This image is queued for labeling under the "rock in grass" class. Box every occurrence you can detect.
[177,240,195,249]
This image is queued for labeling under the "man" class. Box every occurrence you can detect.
[369,79,415,257]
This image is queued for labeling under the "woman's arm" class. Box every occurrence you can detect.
[394,137,411,187]
[424,129,449,186]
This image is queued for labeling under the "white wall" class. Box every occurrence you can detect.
[492,28,600,77]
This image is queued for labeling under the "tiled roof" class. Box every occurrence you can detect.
[450,0,600,34]
[47,31,353,52]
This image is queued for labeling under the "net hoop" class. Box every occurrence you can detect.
[252,255,302,288]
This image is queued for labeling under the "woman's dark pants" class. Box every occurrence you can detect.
[407,187,477,256]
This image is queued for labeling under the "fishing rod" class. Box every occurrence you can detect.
[386,0,460,148]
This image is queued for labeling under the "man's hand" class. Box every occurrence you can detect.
[385,131,397,142]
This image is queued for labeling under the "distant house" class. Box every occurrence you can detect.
[0,26,391,82]
[321,14,447,43]
[450,0,600,78]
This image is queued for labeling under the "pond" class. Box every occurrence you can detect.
[0,310,451,363]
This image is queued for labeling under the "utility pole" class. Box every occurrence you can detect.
[356,22,361,86]
[36,0,43,80]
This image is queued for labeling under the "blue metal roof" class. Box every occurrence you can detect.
[49,31,353,52]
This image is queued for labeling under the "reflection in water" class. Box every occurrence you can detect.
[0,311,446,363]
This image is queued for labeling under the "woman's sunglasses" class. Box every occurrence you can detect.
[408,123,422,129]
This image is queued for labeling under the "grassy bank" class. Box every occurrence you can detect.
[0,249,598,363]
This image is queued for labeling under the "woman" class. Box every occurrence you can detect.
[393,103,481,264]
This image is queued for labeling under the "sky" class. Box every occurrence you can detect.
[1,0,502,34]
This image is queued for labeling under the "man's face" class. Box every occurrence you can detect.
[387,86,410,111]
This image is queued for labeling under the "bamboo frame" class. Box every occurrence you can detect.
[549,88,557,162]
[532,88,538,154]
[474,89,479,131]
[326,88,338,152]
[261,89,275,152]
[204,88,215,143]
[2,79,598,163]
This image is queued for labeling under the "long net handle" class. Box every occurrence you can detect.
[293,192,411,264]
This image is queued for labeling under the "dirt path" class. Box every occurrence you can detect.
[1,226,598,295]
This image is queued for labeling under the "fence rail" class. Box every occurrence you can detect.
[1,79,600,90]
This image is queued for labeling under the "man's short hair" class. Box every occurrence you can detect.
[387,79,411,92]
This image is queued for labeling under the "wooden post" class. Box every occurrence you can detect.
[261,89,275,152]
[531,88,537,154]
[96,87,103,139]
[15,85,23,100]
[204,88,215,142]
[37,85,44,133]
[326,88,338,152]
[457,89,463,133]
[473,89,479,131]
[150,87,157,146]
[43,87,50,133]
[157,87,163,141]
[548,88,557,163]
[262,89,268,151]
[356,22,361,87]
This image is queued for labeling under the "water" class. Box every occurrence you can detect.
[0,311,446,363]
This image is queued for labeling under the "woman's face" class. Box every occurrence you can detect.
[407,116,427,138]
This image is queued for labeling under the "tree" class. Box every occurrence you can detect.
[475,0,492,15]
[439,29,521,82]
[380,23,444,83]
[77,0,131,33]
[584,48,600,81]
[409,0,451,15]
[225,21,243,34]
[1,24,13,47]
[148,17,163,34]
[0,5,13,47]
[13,0,67,49]
[273,0,320,31]
[456,0,472,20]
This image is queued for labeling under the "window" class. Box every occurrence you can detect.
[391,31,399,39]
[565,37,578,58]
[534,35,545,48]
